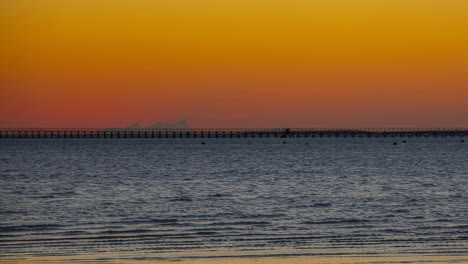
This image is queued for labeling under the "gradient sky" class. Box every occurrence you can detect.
[1,0,467,128]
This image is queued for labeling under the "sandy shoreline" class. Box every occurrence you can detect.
[1,255,468,264]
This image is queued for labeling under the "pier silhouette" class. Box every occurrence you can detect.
[0,128,467,139]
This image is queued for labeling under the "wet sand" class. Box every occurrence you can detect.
[1,255,468,264]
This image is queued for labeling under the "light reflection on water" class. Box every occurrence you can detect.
[0,138,467,263]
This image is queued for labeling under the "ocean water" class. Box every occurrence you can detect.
[0,138,467,262]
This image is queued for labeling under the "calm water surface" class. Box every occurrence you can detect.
[0,139,467,262]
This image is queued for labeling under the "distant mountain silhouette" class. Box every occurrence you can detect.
[126,123,141,129]
[147,120,189,129]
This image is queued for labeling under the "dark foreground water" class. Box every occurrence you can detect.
[0,138,467,262]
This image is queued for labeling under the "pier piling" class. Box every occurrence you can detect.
[1,128,468,140]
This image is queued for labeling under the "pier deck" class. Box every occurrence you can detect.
[0,128,467,139]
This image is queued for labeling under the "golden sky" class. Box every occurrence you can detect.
[1,0,467,128]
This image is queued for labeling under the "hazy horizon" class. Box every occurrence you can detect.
[2,123,468,129]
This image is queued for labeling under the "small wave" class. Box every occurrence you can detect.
[435,219,454,222]
[239,213,287,219]
[0,224,63,233]
[58,230,90,236]
[0,210,25,215]
[210,221,270,226]
[0,234,16,238]
[415,226,445,230]
[302,219,369,225]
[50,191,77,196]
[194,231,218,235]
[0,168,17,173]
[450,225,468,229]
[311,202,332,207]
[149,218,179,224]
[406,216,425,219]
[99,229,153,235]
[170,197,193,202]
[109,218,179,225]
[290,203,331,209]
[392,209,410,213]
[31,195,55,199]
[207,193,232,198]
[186,227,238,233]
[381,228,410,233]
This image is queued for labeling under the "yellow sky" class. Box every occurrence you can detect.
[1,0,467,127]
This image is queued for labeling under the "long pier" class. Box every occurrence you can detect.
[0,128,467,139]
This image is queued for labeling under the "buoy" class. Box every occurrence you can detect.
[402,140,407,143]
[201,141,205,145]
[462,140,465,143]
[393,142,397,145]
[283,141,287,144]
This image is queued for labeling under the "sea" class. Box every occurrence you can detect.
[0,138,467,263]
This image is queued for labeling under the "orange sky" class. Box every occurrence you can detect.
[1,0,467,128]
